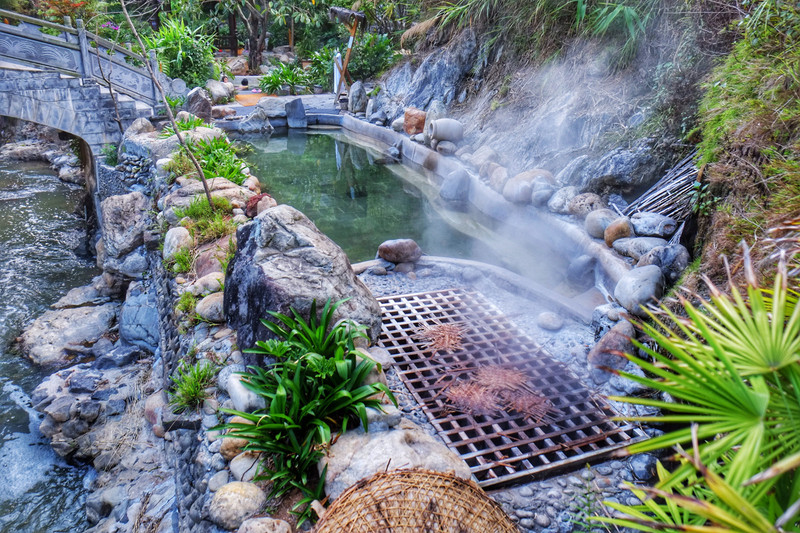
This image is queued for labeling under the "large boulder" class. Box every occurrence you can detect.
[613,265,665,316]
[20,303,119,367]
[119,281,159,353]
[320,418,471,502]
[100,192,149,259]
[349,81,368,113]
[186,87,212,122]
[579,138,663,195]
[206,79,234,104]
[285,98,307,129]
[223,205,382,350]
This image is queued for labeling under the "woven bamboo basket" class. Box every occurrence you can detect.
[313,469,519,533]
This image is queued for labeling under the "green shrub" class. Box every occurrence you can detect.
[174,196,232,220]
[168,246,194,273]
[165,94,186,115]
[101,144,118,166]
[174,196,237,244]
[169,359,217,413]
[307,46,337,88]
[144,17,216,89]
[596,252,800,531]
[176,291,197,314]
[159,115,206,138]
[259,63,309,95]
[219,299,395,524]
[348,33,400,81]
[192,137,249,185]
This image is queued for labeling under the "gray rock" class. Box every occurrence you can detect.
[536,312,563,331]
[579,138,663,195]
[636,244,690,283]
[584,208,617,239]
[239,517,292,533]
[208,482,266,530]
[612,237,669,261]
[120,281,159,353]
[208,470,229,492]
[206,79,234,104]
[391,117,405,132]
[224,206,382,349]
[566,255,596,291]
[439,169,470,203]
[547,186,580,214]
[423,99,446,145]
[186,87,212,122]
[436,140,458,155]
[285,98,307,129]
[531,187,554,206]
[163,227,193,262]
[225,373,266,413]
[591,302,625,341]
[20,303,119,367]
[320,419,471,501]
[100,192,149,259]
[587,320,635,383]
[613,265,665,316]
[43,395,75,423]
[630,453,658,482]
[378,239,423,263]
[630,212,678,238]
[349,81,368,113]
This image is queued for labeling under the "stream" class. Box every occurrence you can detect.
[0,160,96,532]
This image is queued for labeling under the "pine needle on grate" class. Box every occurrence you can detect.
[444,382,502,416]
[473,365,528,391]
[414,321,465,354]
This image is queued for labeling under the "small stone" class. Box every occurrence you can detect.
[163,227,194,262]
[377,239,423,264]
[584,208,617,239]
[230,451,261,482]
[208,482,267,530]
[44,396,75,423]
[613,237,669,261]
[604,217,634,246]
[238,517,292,533]
[534,514,551,527]
[567,192,604,218]
[536,312,563,331]
[208,470,229,491]
[221,434,249,460]
[226,374,266,413]
[613,265,665,316]
[547,186,580,214]
[195,292,225,323]
[630,453,658,482]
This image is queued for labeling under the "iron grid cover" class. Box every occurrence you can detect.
[376,289,647,489]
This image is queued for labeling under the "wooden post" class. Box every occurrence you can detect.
[63,16,72,43]
[76,19,91,78]
[335,17,359,100]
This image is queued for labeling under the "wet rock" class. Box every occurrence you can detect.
[531,186,554,207]
[631,212,678,239]
[208,482,267,530]
[239,517,292,533]
[584,208,617,239]
[502,171,543,204]
[101,192,149,259]
[186,87,212,122]
[230,451,260,482]
[536,312,564,331]
[349,81,368,113]
[404,107,426,135]
[612,237,669,261]
[196,292,225,323]
[591,302,625,341]
[320,419,471,501]
[547,186,580,214]
[378,239,423,264]
[604,217,634,246]
[637,244,690,284]
[120,281,159,353]
[439,169,470,203]
[20,303,119,367]
[566,255,596,291]
[567,192,604,218]
[285,98,307,129]
[579,138,661,195]
[630,454,658,482]
[163,227,194,262]
[587,320,634,382]
[613,265,664,316]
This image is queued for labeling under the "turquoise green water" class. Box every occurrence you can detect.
[245,131,507,264]
[0,160,96,532]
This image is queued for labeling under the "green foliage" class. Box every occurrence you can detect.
[159,115,206,138]
[165,94,186,115]
[259,63,309,95]
[176,291,198,315]
[596,257,800,531]
[169,359,217,413]
[167,246,194,273]
[192,136,249,185]
[174,195,232,220]
[164,150,195,182]
[689,181,714,215]
[101,144,118,166]
[219,299,395,524]
[144,17,216,89]
[348,33,400,81]
[174,196,237,244]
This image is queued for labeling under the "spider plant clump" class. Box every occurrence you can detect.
[596,247,800,531]
[218,299,396,525]
[169,359,217,413]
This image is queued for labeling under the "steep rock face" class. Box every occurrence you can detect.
[223,205,382,351]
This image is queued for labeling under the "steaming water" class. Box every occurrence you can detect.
[243,131,571,285]
[0,160,96,532]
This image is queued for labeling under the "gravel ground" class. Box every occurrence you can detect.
[358,260,656,533]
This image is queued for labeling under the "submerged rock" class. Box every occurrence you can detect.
[223,205,382,350]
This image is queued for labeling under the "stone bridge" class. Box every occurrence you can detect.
[0,9,182,158]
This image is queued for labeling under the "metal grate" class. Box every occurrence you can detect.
[377,289,647,489]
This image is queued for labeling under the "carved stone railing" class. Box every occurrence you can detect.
[0,9,175,107]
